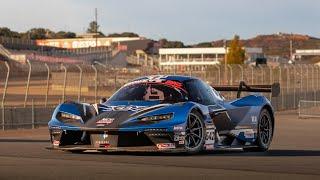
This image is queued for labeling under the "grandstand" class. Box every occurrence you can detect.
[0,36,113,64]
[0,35,158,68]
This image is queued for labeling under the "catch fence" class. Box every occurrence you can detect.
[0,61,318,129]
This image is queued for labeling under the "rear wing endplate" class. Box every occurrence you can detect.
[212,81,280,98]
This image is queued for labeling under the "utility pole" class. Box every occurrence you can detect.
[290,33,293,61]
[224,39,228,84]
[95,8,98,48]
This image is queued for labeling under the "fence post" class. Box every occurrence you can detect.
[61,64,67,103]
[24,60,32,107]
[114,70,117,91]
[278,66,283,110]
[250,65,254,85]
[311,65,316,102]
[1,61,10,131]
[316,66,320,100]
[269,66,273,84]
[31,99,35,129]
[227,65,233,85]
[258,65,264,84]
[299,65,303,102]
[76,65,83,102]
[238,64,244,81]
[291,64,296,108]
[214,65,221,85]
[305,64,309,100]
[268,66,273,102]
[92,64,98,103]
[44,63,50,107]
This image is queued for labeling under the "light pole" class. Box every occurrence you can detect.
[224,39,228,84]
[290,33,293,61]
[95,8,98,48]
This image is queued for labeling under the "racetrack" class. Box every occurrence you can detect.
[0,111,320,180]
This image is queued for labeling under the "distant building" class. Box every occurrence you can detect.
[294,49,320,60]
[159,47,263,71]
[36,36,145,49]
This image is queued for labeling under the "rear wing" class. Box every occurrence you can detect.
[212,81,280,98]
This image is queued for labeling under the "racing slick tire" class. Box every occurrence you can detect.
[184,111,206,154]
[244,109,273,152]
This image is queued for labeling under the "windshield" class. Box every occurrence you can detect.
[108,82,186,103]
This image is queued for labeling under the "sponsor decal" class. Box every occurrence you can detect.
[174,134,185,141]
[99,105,146,112]
[173,125,184,131]
[156,143,176,149]
[244,129,255,139]
[53,140,60,146]
[204,144,214,150]
[251,116,258,124]
[96,118,114,126]
[50,126,61,130]
[51,129,62,135]
[95,141,110,145]
[123,76,187,93]
[147,75,169,82]
[164,80,183,89]
[206,124,216,129]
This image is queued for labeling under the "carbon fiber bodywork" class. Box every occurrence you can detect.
[48,75,275,153]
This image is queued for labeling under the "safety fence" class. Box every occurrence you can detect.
[0,105,54,130]
[298,100,320,118]
[1,61,319,129]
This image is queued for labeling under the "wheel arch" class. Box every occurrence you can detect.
[261,104,275,133]
[184,102,209,123]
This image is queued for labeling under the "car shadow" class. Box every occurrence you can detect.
[94,149,320,157]
[0,139,50,143]
[204,149,320,157]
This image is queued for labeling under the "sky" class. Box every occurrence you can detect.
[0,0,319,44]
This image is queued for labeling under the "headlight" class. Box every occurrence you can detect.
[57,112,82,121]
[139,113,173,122]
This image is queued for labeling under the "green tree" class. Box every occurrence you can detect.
[87,21,99,33]
[227,35,245,64]
[159,38,185,48]
[194,42,213,48]
[55,31,76,39]
[26,28,54,39]
[107,32,139,37]
[0,27,21,38]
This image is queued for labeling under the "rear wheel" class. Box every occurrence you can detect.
[185,111,205,154]
[244,109,273,152]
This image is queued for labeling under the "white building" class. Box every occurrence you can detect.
[294,49,320,60]
[159,47,263,71]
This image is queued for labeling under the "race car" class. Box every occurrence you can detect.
[48,75,279,153]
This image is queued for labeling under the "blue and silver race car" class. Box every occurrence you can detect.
[48,75,279,153]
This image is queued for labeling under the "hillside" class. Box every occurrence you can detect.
[209,33,320,57]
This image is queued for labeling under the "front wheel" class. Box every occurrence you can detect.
[244,109,273,152]
[184,111,205,154]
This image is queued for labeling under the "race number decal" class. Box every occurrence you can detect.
[205,127,215,145]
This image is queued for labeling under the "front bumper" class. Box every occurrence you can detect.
[49,127,186,152]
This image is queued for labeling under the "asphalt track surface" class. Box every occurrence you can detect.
[0,111,320,180]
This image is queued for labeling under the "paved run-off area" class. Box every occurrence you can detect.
[0,111,320,180]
